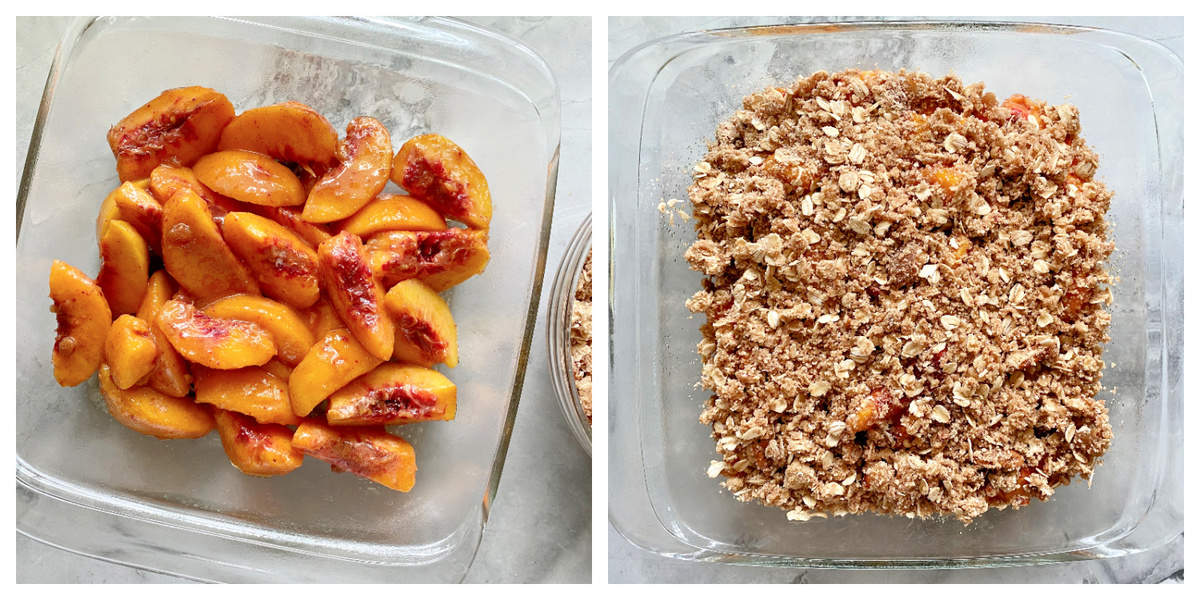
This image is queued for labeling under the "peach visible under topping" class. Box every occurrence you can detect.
[214,408,304,476]
[302,117,393,223]
[366,229,490,291]
[156,298,276,369]
[392,133,491,229]
[107,86,235,181]
[221,212,320,309]
[291,420,417,492]
[317,232,394,360]
[326,364,457,426]
[218,101,339,167]
[49,260,112,387]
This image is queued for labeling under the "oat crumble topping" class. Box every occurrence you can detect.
[684,70,1114,522]
[570,250,593,424]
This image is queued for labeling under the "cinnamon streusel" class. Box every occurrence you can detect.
[571,250,593,424]
[685,69,1113,522]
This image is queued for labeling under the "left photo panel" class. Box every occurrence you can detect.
[16,16,592,583]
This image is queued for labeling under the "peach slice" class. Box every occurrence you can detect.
[99,364,214,439]
[338,194,446,238]
[302,117,393,223]
[203,294,314,366]
[96,220,150,316]
[213,409,304,476]
[221,212,320,309]
[149,164,243,225]
[104,315,158,390]
[261,358,293,381]
[391,134,491,229]
[326,364,456,426]
[384,279,458,368]
[218,101,339,167]
[156,298,276,369]
[107,86,235,181]
[317,232,394,360]
[97,179,150,245]
[193,365,300,426]
[113,181,164,253]
[49,260,112,387]
[365,229,490,291]
[288,329,383,417]
[135,270,192,397]
[193,150,305,207]
[161,188,260,302]
[254,205,333,248]
[302,296,344,339]
[291,420,416,492]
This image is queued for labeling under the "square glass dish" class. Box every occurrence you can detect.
[17,16,559,582]
[609,22,1182,568]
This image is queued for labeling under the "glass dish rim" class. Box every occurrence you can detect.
[608,19,1183,569]
[547,213,594,455]
[16,14,561,579]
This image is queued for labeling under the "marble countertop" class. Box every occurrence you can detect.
[15,16,591,584]
[608,15,1182,584]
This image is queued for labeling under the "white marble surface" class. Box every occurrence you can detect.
[607,15,1183,584]
[15,16,591,584]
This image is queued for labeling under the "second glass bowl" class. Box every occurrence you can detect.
[548,214,593,455]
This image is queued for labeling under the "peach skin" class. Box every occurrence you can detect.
[96,220,151,316]
[107,86,235,181]
[156,298,276,369]
[194,366,300,426]
[338,194,446,238]
[302,117,393,223]
[99,364,214,439]
[49,260,112,387]
[161,188,260,302]
[288,328,383,417]
[213,409,304,476]
[104,314,159,390]
[203,294,314,366]
[326,364,456,426]
[391,133,491,230]
[365,229,490,291]
[317,232,394,360]
[135,270,192,397]
[112,181,164,253]
[218,101,339,167]
[193,150,306,207]
[291,420,416,492]
[221,212,320,309]
[384,279,458,368]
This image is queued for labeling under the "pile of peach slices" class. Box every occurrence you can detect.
[47,86,494,492]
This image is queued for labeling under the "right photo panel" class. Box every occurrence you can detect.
[608,16,1183,583]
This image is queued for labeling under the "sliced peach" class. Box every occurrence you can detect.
[149,164,242,225]
[338,194,446,237]
[98,364,213,439]
[135,270,192,397]
[156,298,275,369]
[107,86,235,181]
[254,205,333,248]
[261,358,293,381]
[96,220,150,316]
[112,181,164,253]
[193,150,305,207]
[97,179,150,244]
[161,188,260,302]
[391,134,491,229]
[218,101,339,167]
[288,329,383,417]
[326,364,456,426]
[317,232,394,360]
[104,315,158,390]
[49,260,112,386]
[302,117,393,223]
[384,279,458,368]
[365,229,490,291]
[193,365,300,426]
[303,296,344,338]
[291,420,416,492]
[213,409,303,476]
[220,212,320,308]
[203,294,314,366]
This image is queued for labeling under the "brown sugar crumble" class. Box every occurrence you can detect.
[684,70,1114,523]
[570,250,593,424]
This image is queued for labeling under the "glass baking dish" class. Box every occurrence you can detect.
[16,16,559,582]
[608,21,1182,568]
[547,214,593,455]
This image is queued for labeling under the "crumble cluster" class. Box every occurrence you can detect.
[684,69,1114,522]
[570,250,593,424]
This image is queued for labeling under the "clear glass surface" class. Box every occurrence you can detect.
[17,16,560,582]
[548,214,593,455]
[609,22,1182,568]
